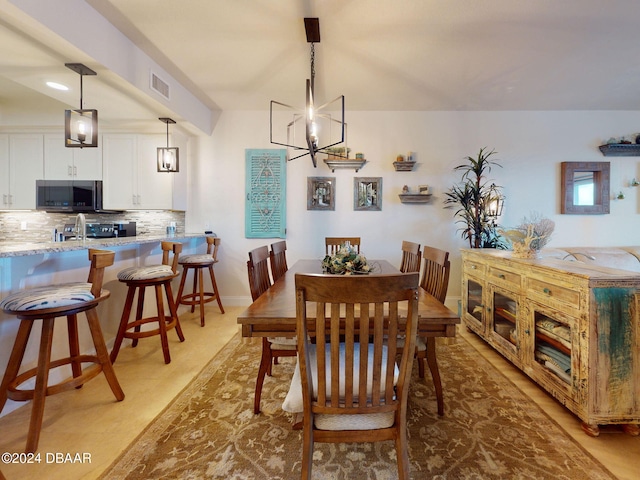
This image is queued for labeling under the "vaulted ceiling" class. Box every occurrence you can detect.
[1,0,639,134]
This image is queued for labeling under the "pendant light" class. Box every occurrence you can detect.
[270,17,346,167]
[64,63,98,148]
[157,117,179,172]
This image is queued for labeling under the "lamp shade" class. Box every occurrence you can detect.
[157,147,179,172]
[484,183,505,217]
[65,109,98,147]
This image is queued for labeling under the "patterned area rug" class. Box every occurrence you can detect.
[100,333,616,480]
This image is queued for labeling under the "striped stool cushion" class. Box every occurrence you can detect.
[0,283,94,312]
[117,265,174,281]
[179,254,214,265]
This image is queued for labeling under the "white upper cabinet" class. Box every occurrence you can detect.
[0,134,44,209]
[43,134,102,180]
[136,134,172,210]
[0,134,9,208]
[102,134,173,210]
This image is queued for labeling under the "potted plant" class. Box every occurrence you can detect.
[444,147,505,248]
[325,146,351,159]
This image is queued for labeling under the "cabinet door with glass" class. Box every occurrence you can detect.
[488,285,520,363]
[462,272,485,336]
[526,300,580,404]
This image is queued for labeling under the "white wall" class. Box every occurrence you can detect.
[187,110,640,306]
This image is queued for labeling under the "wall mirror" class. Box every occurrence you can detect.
[354,177,382,211]
[307,176,335,210]
[560,161,610,214]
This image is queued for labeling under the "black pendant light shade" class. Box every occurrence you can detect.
[157,117,179,172]
[64,63,98,148]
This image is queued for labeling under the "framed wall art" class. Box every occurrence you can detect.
[307,176,335,210]
[354,177,382,211]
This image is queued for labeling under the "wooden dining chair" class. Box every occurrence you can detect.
[295,272,420,480]
[269,240,288,282]
[325,237,361,254]
[399,240,422,273]
[247,246,297,414]
[421,246,450,304]
[417,246,450,415]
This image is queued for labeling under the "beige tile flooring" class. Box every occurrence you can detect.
[0,306,638,480]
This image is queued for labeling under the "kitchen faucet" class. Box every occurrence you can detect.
[74,213,86,241]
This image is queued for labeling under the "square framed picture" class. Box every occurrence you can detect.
[307,177,335,210]
[354,177,382,211]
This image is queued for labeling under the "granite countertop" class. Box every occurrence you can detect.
[0,233,207,258]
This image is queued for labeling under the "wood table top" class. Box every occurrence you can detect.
[237,259,460,338]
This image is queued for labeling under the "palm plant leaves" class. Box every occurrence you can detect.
[444,148,505,248]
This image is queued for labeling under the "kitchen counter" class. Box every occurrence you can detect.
[0,233,207,257]
[0,233,210,418]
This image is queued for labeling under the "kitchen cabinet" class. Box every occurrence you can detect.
[0,134,43,209]
[461,249,640,436]
[43,134,102,180]
[102,134,172,210]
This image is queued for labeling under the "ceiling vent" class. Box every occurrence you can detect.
[150,71,170,100]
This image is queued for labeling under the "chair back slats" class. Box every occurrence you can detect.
[207,237,221,262]
[247,246,272,301]
[161,241,183,274]
[325,237,361,255]
[269,240,288,282]
[295,273,419,416]
[87,249,115,298]
[420,246,451,304]
[399,240,422,273]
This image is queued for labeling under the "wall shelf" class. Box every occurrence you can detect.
[598,144,640,157]
[398,193,431,204]
[323,158,366,172]
[393,161,416,171]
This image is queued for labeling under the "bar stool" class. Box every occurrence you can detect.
[0,249,124,453]
[175,236,224,326]
[110,241,184,365]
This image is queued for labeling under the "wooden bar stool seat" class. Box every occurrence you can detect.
[0,249,124,453]
[110,242,184,365]
[175,236,224,327]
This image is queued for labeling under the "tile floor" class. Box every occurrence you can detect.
[0,306,638,480]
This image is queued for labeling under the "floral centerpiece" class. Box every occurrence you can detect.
[322,243,371,275]
[499,212,555,259]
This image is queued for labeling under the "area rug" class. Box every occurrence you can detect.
[100,333,616,480]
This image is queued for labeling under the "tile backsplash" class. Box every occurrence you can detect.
[0,210,186,243]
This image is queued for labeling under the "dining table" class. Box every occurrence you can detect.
[237,258,461,423]
[237,258,460,341]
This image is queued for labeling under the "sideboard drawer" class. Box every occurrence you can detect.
[464,260,486,276]
[528,277,580,309]
[488,266,521,289]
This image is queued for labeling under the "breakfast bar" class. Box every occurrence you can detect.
[0,234,209,417]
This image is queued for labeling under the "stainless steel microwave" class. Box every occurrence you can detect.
[36,180,103,212]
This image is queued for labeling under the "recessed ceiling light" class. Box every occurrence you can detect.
[46,81,69,91]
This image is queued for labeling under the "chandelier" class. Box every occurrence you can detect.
[270,18,346,167]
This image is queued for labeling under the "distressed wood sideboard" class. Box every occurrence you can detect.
[461,249,640,436]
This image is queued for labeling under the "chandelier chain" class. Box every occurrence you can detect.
[310,43,315,90]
